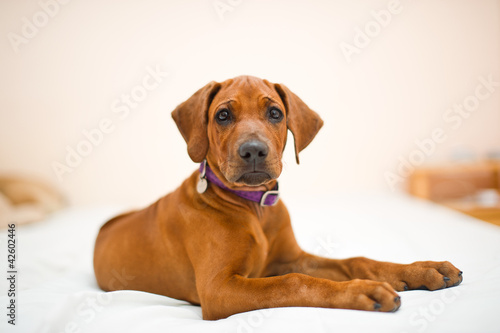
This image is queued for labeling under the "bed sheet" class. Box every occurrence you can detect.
[1,192,499,333]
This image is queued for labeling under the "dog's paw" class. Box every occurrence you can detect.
[392,261,463,291]
[339,279,401,312]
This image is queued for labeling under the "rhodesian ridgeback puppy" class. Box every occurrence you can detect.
[93,75,463,320]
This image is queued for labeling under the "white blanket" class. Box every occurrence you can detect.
[1,192,499,333]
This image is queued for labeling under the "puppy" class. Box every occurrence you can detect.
[94,76,462,320]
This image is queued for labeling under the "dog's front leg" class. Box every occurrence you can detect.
[286,253,463,292]
[197,272,401,320]
[189,226,401,320]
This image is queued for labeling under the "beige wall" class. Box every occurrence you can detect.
[0,0,499,207]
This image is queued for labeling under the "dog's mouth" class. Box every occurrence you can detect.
[236,171,272,186]
[220,158,281,188]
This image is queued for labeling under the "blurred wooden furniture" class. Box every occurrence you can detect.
[407,161,500,226]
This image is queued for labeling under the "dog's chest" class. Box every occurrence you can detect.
[245,219,278,278]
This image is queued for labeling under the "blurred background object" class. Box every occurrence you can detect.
[0,175,66,228]
[407,159,500,226]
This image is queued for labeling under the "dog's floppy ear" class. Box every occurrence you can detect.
[171,81,221,162]
[274,83,323,164]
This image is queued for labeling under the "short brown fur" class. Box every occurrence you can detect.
[94,76,462,320]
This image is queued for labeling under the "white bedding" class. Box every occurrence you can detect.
[1,192,500,333]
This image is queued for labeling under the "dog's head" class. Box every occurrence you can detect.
[172,76,323,188]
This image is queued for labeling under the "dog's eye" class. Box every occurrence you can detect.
[216,109,232,124]
[268,108,283,122]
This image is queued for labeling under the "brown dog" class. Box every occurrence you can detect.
[93,75,462,320]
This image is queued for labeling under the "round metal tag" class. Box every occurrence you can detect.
[197,178,208,194]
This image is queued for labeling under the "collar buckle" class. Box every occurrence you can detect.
[260,186,280,207]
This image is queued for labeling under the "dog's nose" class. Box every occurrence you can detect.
[239,141,268,163]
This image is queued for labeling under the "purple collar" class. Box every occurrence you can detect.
[197,161,279,206]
